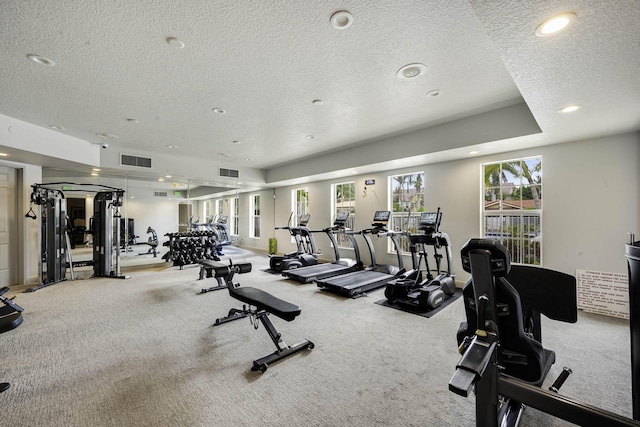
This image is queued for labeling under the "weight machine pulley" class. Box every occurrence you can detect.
[24,182,128,291]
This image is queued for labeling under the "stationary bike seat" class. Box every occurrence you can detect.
[229,286,301,321]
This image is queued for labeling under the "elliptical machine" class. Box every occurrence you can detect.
[384,208,455,310]
[269,213,317,271]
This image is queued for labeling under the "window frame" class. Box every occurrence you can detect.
[249,194,261,239]
[388,171,425,254]
[291,188,309,243]
[331,181,356,248]
[230,196,239,236]
[215,199,223,217]
[481,156,543,266]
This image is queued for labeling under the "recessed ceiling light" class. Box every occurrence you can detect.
[167,144,178,149]
[0,153,8,157]
[97,133,118,139]
[92,168,101,172]
[91,173,98,176]
[397,63,427,80]
[312,99,323,105]
[158,178,165,182]
[27,54,55,66]
[426,89,441,97]
[535,13,576,37]
[166,37,185,49]
[468,151,479,155]
[244,158,251,161]
[217,153,230,157]
[306,135,315,139]
[232,140,241,144]
[559,104,581,113]
[330,11,353,29]
[165,175,172,178]
[130,196,135,199]
[49,124,65,130]
[212,108,226,114]
[126,118,139,123]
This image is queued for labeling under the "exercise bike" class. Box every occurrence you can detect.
[384,209,455,310]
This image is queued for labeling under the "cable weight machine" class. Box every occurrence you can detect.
[93,190,126,278]
[25,185,68,291]
[25,183,128,291]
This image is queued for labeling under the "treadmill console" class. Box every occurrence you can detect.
[218,215,228,224]
[299,214,311,226]
[372,210,391,228]
[334,211,349,226]
[419,211,442,233]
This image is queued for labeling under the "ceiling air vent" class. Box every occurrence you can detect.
[154,192,168,197]
[219,168,239,178]
[121,154,152,168]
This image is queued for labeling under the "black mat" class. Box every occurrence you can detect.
[374,289,462,318]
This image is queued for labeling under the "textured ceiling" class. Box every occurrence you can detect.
[1,0,639,195]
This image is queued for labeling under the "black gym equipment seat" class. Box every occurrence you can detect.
[0,286,25,394]
[213,262,314,372]
[198,259,227,293]
[0,287,24,334]
[448,239,640,427]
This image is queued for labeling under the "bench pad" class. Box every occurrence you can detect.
[229,286,301,321]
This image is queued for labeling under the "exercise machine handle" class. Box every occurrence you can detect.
[213,263,252,279]
[549,367,573,393]
[449,335,497,397]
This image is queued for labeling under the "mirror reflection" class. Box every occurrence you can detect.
[40,167,249,273]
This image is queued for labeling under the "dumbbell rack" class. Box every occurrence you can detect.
[162,230,222,268]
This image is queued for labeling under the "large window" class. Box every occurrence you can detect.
[291,188,309,225]
[332,182,356,248]
[230,197,239,236]
[291,188,309,243]
[389,172,425,252]
[482,156,542,265]
[203,201,210,222]
[215,199,223,217]
[250,194,260,238]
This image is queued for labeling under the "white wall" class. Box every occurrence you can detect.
[270,131,640,284]
[18,164,42,285]
[12,130,638,285]
[234,189,276,253]
[121,198,180,253]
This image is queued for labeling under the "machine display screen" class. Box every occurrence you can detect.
[373,211,390,222]
[420,212,437,225]
[299,214,311,225]
[335,211,349,221]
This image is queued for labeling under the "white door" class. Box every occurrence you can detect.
[0,166,16,285]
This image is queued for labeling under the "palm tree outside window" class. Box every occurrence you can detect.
[482,157,542,265]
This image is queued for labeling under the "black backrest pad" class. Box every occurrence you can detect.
[460,238,510,276]
[507,265,577,323]
[230,286,301,322]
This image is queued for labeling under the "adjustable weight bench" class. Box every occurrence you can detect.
[198,259,227,293]
[213,262,314,372]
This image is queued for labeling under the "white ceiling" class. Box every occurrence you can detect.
[1,0,639,195]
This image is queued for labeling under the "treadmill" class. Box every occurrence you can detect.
[315,210,406,298]
[282,212,363,283]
